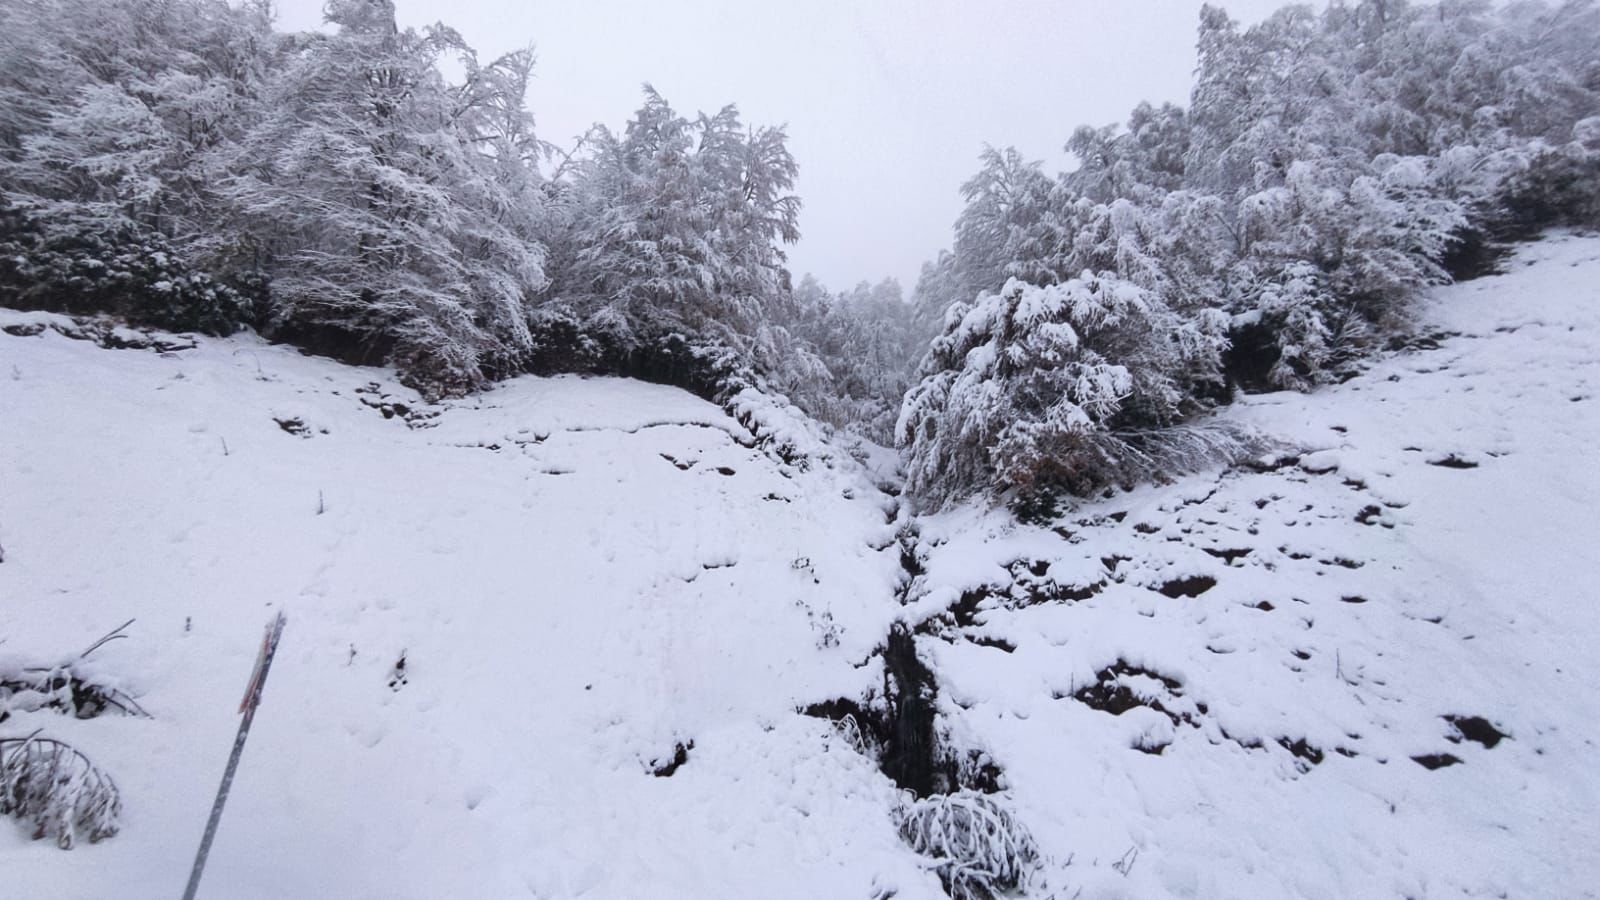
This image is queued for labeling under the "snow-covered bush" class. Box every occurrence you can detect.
[1222,157,1464,388]
[0,664,149,723]
[1245,159,1459,303]
[522,303,616,376]
[0,620,152,726]
[1223,260,1364,391]
[898,273,1230,506]
[896,791,1041,900]
[0,733,122,849]
[726,386,834,470]
[621,332,752,404]
[0,200,255,336]
[1493,143,1600,238]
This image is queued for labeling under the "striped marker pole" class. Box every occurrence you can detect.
[182,610,286,900]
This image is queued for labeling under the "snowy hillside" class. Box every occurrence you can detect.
[3,233,1600,898]
[903,233,1600,897]
[0,315,923,897]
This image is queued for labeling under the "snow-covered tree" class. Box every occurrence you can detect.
[950,146,1056,297]
[895,0,1598,504]
[767,275,922,442]
[3,0,1596,444]
[533,88,804,400]
[0,0,276,333]
[218,0,547,392]
[552,88,799,338]
[899,273,1229,506]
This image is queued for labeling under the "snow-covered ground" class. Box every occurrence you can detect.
[908,233,1600,898]
[2,233,1598,898]
[0,318,926,897]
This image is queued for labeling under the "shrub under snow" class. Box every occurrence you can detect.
[898,272,1233,506]
[0,200,256,337]
[0,733,122,849]
[896,791,1042,900]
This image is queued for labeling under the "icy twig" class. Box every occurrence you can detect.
[79,619,136,660]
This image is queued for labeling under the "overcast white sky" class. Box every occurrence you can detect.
[272,0,1291,292]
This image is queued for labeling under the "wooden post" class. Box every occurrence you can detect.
[182,610,286,900]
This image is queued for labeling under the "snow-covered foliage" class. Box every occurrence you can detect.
[0,734,122,850]
[895,791,1041,900]
[550,89,799,331]
[6,0,1592,498]
[527,88,814,413]
[0,198,256,336]
[0,0,803,401]
[0,0,273,336]
[0,665,148,724]
[898,273,1236,506]
[725,386,838,471]
[899,0,1600,505]
[769,275,924,444]
[219,0,550,394]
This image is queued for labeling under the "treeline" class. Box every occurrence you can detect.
[0,0,831,402]
[898,0,1600,508]
[2,0,1598,510]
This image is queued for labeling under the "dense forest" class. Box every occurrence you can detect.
[2,0,1597,509]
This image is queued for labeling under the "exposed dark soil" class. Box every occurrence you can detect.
[1445,715,1509,749]
[1412,752,1462,770]
[802,624,1007,798]
[1158,575,1217,599]
[650,741,693,777]
[1277,737,1325,768]
[878,623,941,797]
[1071,661,1194,729]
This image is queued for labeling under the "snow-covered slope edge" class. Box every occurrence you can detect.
[0,319,936,898]
[905,233,1600,897]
